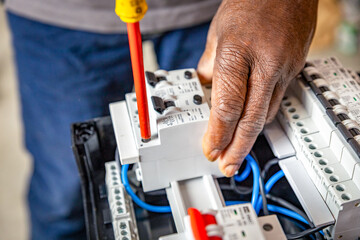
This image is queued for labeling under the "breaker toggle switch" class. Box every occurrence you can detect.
[146,71,167,87]
[151,96,175,114]
[188,208,222,240]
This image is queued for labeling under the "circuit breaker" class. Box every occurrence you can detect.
[267,57,360,239]
[110,69,221,192]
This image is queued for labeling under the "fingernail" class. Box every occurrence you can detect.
[208,149,221,161]
[223,165,239,177]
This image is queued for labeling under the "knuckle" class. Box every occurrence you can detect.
[257,57,284,81]
[212,96,244,123]
[274,77,289,92]
[217,44,245,66]
[215,39,254,79]
[228,152,247,165]
[267,64,284,80]
[256,49,307,86]
[248,80,274,99]
[288,57,306,76]
[265,113,276,124]
[238,116,265,138]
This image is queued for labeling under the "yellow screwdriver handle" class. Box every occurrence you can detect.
[115,0,148,23]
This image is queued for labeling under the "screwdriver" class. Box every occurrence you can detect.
[115,0,151,142]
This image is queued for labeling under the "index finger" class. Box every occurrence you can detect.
[217,66,277,176]
[202,39,252,162]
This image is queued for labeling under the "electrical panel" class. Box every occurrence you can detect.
[107,57,360,239]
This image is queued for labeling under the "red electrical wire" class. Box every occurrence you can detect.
[127,22,151,141]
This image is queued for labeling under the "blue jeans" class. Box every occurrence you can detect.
[7,12,210,240]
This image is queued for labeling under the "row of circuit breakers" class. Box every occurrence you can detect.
[274,57,360,239]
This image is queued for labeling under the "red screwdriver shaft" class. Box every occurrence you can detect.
[127,22,151,141]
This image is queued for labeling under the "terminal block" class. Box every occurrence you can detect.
[110,69,221,192]
[105,162,139,240]
[268,57,360,239]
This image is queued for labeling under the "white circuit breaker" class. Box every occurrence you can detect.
[110,69,221,192]
[271,57,360,239]
[180,204,286,240]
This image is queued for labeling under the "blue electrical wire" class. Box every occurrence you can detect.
[226,201,307,225]
[234,161,251,182]
[226,200,247,205]
[268,205,325,237]
[244,154,261,207]
[121,154,325,239]
[121,154,259,211]
[229,169,307,226]
[121,164,171,213]
[265,170,285,193]
[122,158,321,237]
[226,201,322,239]
[267,204,308,225]
[255,170,285,213]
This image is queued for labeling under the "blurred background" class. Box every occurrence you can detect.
[0,0,359,239]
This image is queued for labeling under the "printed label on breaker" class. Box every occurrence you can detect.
[217,205,255,226]
[158,106,209,128]
[309,58,360,124]
[215,204,266,240]
[154,81,201,97]
[330,79,360,103]
[311,57,343,70]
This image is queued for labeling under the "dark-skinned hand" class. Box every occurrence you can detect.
[198,0,318,177]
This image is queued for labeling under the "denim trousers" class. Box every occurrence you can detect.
[7,11,210,240]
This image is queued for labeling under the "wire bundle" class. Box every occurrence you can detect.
[119,152,331,239]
